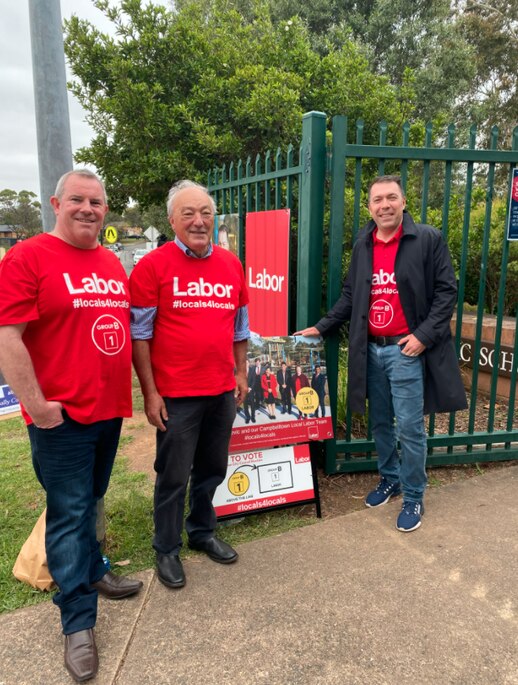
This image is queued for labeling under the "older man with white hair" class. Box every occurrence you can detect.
[130,180,249,589]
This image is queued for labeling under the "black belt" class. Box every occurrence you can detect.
[368,335,407,346]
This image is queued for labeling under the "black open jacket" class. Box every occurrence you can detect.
[316,211,468,415]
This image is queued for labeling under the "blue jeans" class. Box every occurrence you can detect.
[28,413,122,634]
[367,343,427,502]
[154,392,236,555]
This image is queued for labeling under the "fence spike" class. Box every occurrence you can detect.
[447,123,455,146]
[356,119,364,144]
[402,121,410,143]
[425,121,433,146]
[470,124,477,148]
[379,120,388,145]
[491,125,499,148]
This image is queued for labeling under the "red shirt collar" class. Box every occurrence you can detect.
[373,224,403,245]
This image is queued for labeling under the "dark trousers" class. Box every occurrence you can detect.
[252,385,263,411]
[279,386,292,413]
[28,415,122,634]
[314,394,326,417]
[243,393,255,421]
[154,392,236,555]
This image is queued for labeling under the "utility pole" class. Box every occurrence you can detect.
[29,0,73,232]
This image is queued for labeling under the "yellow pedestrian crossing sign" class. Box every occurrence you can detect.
[104,225,118,243]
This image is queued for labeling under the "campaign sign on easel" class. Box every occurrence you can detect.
[213,443,317,518]
[246,209,290,336]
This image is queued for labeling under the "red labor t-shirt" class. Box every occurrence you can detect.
[0,234,132,424]
[130,242,248,397]
[368,225,409,337]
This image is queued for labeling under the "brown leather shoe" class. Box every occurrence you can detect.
[64,628,98,682]
[92,570,143,599]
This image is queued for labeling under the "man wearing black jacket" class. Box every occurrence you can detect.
[295,176,466,533]
[276,361,292,415]
[243,358,256,423]
[311,365,326,417]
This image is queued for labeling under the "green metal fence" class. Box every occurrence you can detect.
[208,111,518,474]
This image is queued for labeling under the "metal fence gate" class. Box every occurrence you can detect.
[208,111,518,474]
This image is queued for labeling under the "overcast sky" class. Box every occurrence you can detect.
[0,1,116,200]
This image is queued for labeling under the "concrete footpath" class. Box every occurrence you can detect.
[1,466,517,685]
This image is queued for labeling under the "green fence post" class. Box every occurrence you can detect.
[296,111,327,330]
[324,115,347,472]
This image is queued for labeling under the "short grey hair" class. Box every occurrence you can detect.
[166,179,216,218]
[54,169,107,204]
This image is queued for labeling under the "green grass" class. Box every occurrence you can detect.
[0,417,48,612]
[0,416,317,615]
[132,373,145,412]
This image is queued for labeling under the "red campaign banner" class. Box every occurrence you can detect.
[246,209,290,336]
[229,415,334,453]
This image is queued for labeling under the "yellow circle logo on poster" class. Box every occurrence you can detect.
[228,472,250,496]
[295,387,319,415]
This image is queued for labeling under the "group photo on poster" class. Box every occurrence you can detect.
[230,333,334,452]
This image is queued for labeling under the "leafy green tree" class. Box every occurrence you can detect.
[104,209,124,224]
[455,0,518,146]
[268,0,476,123]
[0,189,42,238]
[141,204,173,239]
[123,205,143,228]
[416,189,517,316]
[64,0,413,210]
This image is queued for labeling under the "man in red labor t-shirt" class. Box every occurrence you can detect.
[130,180,249,590]
[295,175,466,533]
[0,170,142,683]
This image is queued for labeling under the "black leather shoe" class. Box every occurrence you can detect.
[188,536,238,564]
[64,628,98,682]
[156,553,186,588]
[91,571,143,599]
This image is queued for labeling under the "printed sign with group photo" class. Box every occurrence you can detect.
[230,333,334,453]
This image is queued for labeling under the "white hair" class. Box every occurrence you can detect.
[166,179,216,218]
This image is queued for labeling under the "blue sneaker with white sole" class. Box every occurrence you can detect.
[396,500,424,532]
[365,478,401,507]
